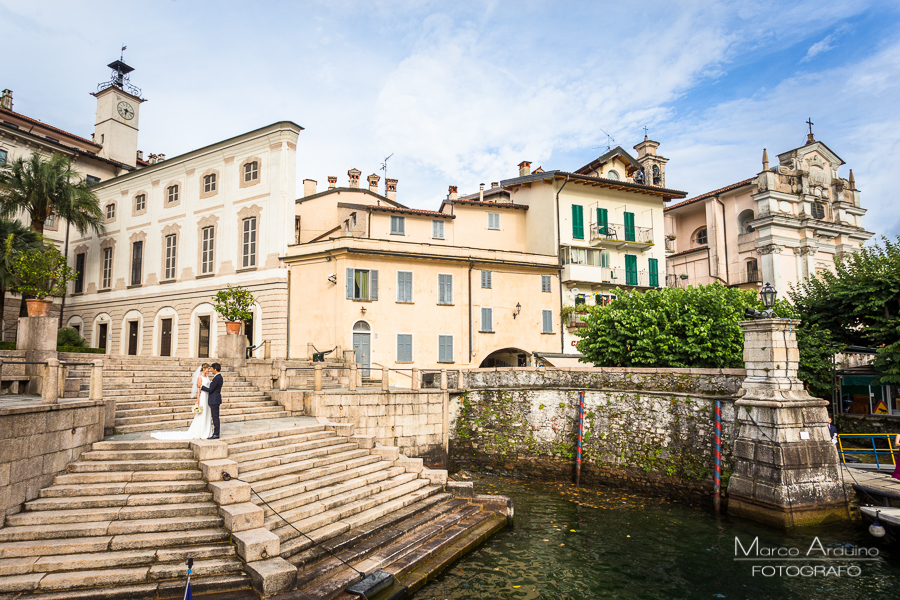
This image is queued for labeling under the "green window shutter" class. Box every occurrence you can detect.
[648,258,659,287]
[572,205,584,239]
[624,212,635,242]
[596,208,608,235]
[625,254,638,285]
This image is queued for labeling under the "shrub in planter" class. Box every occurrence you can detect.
[10,247,74,300]
[57,327,88,348]
[212,285,256,328]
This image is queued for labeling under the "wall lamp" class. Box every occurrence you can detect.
[360,306,367,315]
[744,282,777,319]
[513,302,521,319]
[327,273,337,284]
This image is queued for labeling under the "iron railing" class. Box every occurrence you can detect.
[590,223,654,245]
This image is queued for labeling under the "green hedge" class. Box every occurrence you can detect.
[57,346,105,354]
[0,341,15,350]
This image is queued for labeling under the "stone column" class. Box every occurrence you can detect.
[17,316,58,395]
[313,364,322,391]
[41,359,59,404]
[349,363,357,391]
[217,334,248,367]
[727,318,847,527]
[412,368,420,390]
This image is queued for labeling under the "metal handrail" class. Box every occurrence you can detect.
[837,433,898,469]
[246,340,267,359]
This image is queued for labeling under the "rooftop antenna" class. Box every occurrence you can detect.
[591,128,615,152]
[380,153,393,184]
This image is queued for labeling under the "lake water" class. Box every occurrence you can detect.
[414,476,900,600]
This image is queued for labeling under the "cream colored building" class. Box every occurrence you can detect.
[665,133,873,293]
[286,174,561,371]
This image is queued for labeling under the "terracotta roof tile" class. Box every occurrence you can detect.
[0,107,99,148]
[665,177,755,211]
[369,204,454,218]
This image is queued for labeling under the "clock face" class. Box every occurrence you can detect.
[117,101,135,120]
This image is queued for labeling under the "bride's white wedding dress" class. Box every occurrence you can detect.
[151,369,213,440]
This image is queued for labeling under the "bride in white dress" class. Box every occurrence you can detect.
[151,364,214,440]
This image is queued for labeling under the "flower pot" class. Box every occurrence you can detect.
[26,299,52,317]
[225,321,242,335]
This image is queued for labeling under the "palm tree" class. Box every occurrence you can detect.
[0,151,105,325]
[0,152,104,235]
[0,219,44,337]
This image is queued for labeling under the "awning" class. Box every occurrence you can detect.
[540,355,591,368]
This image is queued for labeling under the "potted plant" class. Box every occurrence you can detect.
[10,247,73,317]
[666,234,677,240]
[212,285,256,334]
[560,304,577,325]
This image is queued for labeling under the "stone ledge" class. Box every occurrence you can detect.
[208,480,251,505]
[246,557,296,596]
[219,502,265,532]
[421,468,448,485]
[233,527,280,562]
[190,439,228,461]
[372,445,400,461]
[397,456,424,474]
[199,459,238,482]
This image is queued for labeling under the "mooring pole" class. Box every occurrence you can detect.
[575,391,584,486]
[713,399,722,512]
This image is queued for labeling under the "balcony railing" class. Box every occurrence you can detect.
[728,269,762,286]
[590,223,654,250]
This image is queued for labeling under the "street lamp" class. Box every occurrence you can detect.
[744,283,777,319]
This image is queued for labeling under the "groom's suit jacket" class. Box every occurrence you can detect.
[202,373,223,406]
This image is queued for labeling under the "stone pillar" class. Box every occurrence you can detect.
[412,368,419,390]
[263,340,271,360]
[349,363,357,391]
[217,334,248,367]
[41,359,59,404]
[313,364,322,391]
[279,366,287,391]
[307,343,315,360]
[382,368,389,391]
[17,316,58,395]
[440,369,448,391]
[727,318,847,527]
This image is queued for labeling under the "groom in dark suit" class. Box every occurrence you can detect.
[202,363,223,439]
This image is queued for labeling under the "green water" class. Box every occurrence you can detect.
[414,476,899,600]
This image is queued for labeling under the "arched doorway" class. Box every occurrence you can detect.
[479,347,529,368]
[352,320,371,376]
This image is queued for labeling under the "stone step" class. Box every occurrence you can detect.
[254,458,394,505]
[116,397,268,411]
[259,465,407,520]
[0,572,256,599]
[237,446,364,483]
[53,470,202,486]
[115,404,281,426]
[25,491,212,512]
[229,436,347,466]
[0,514,223,542]
[227,431,334,456]
[80,449,195,461]
[40,480,208,498]
[102,376,256,383]
[245,455,383,495]
[67,459,198,473]
[114,409,290,434]
[115,400,279,416]
[224,424,326,446]
[9,500,216,526]
[107,527,230,551]
[89,440,190,451]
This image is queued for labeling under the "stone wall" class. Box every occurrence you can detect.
[450,367,745,501]
[300,389,448,466]
[0,400,106,527]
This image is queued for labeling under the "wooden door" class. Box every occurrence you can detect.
[198,316,210,358]
[127,321,138,355]
[98,324,108,352]
[160,318,172,357]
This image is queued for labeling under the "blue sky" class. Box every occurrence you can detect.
[2,1,898,238]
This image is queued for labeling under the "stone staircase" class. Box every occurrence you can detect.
[0,440,255,598]
[95,357,289,434]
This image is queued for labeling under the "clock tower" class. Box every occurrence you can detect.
[92,59,145,168]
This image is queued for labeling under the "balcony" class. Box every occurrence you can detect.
[562,263,660,288]
[728,269,762,287]
[590,223,654,251]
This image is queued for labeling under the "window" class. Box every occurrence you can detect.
[575,295,586,308]
[438,335,454,363]
[203,173,217,193]
[134,193,146,212]
[487,213,500,230]
[131,241,142,286]
[397,271,413,302]
[244,161,258,183]
[346,268,379,300]
[481,307,493,333]
[648,258,659,288]
[542,309,553,333]
[101,247,112,289]
[167,185,179,204]
[74,253,85,293]
[811,202,826,220]
[595,207,609,236]
[738,209,755,234]
[390,215,405,235]
[541,275,551,293]
[481,270,491,289]
[242,217,257,268]
[562,247,606,267]
[0,149,6,164]
[432,220,444,239]
[45,214,55,228]
[572,205,584,239]
[625,254,638,286]
[600,249,610,268]
[106,203,115,219]
[86,175,100,186]
[606,169,620,181]
[201,226,215,275]
[351,214,357,228]
[164,234,177,280]
[624,211,635,242]
[695,227,708,246]
[438,274,453,305]
[397,334,412,362]
[746,259,759,283]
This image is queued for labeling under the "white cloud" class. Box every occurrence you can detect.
[802,33,838,62]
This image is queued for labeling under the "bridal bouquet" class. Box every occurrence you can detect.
[191,404,202,415]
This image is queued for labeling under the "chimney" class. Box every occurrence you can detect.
[479,183,484,202]
[157,154,165,162]
[348,168,361,188]
[491,182,499,188]
[762,148,769,171]
[303,179,317,197]
[518,161,531,177]
[367,173,380,193]
[448,185,458,201]
[0,89,12,111]
[327,176,337,190]
[136,150,143,162]
[386,178,397,201]
[849,169,856,190]
[148,153,157,164]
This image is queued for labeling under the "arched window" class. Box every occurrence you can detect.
[652,165,660,185]
[606,169,620,181]
[811,202,826,220]
[693,227,708,246]
[737,209,755,234]
[353,321,371,332]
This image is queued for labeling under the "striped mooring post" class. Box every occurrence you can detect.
[576,391,585,486]
[713,399,722,512]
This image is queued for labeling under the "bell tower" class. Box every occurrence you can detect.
[92,55,145,167]
[633,135,669,187]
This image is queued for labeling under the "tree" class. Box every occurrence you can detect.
[575,284,761,369]
[0,219,44,332]
[789,236,900,386]
[0,152,104,236]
